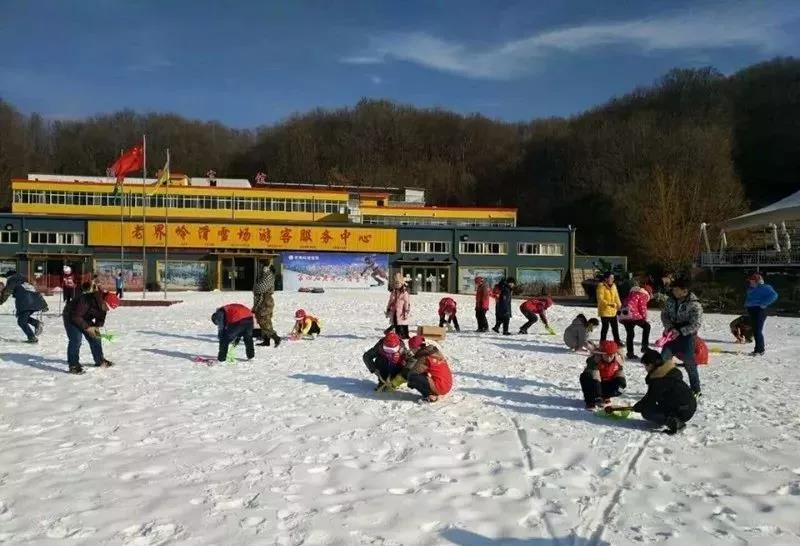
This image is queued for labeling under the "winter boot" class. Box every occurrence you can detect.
[69,364,85,375]
[665,416,686,435]
[272,334,282,348]
[26,337,39,344]
[34,322,44,337]
[258,337,271,347]
[98,359,114,368]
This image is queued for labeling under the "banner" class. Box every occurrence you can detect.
[516,268,562,296]
[458,267,506,294]
[281,252,389,290]
[94,260,144,292]
[157,260,209,290]
[88,221,396,253]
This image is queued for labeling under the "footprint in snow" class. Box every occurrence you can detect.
[388,487,414,495]
[653,470,672,482]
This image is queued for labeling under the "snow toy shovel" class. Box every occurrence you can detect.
[545,326,557,336]
[226,344,237,363]
[654,330,679,348]
[596,408,631,420]
[100,331,116,343]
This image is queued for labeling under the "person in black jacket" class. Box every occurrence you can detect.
[0,271,49,342]
[492,277,515,335]
[631,349,697,434]
[62,290,120,374]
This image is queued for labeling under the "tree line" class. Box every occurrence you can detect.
[1,57,798,269]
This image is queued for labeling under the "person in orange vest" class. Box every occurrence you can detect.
[405,335,453,402]
[291,309,322,339]
[211,303,256,361]
[579,340,626,409]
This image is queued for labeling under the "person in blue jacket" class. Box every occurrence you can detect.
[745,273,778,356]
[0,271,49,342]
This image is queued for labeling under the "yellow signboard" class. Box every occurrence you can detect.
[88,221,397,253]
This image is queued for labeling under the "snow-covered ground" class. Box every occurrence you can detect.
[1,290,800,545]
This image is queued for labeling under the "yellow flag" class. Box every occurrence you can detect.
[149,155,170,196]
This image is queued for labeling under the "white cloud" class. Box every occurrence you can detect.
[341,3,800,79]
[370,75,383,85]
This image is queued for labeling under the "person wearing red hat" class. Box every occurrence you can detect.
[745,272,778,356]
[62,290,120,374]
[290,308,322,339]
[579,340,626,409]
[211,303,256,362]
[518,296,555,335]
[404,335,453,402]
[362,332,413,391]
[474,276,491,332]
[438,297,460,332]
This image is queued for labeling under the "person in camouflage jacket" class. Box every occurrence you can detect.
[660,278,703,396]
[253,264,280,347]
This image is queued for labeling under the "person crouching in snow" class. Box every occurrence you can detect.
[563,314,600,352]
[362,332,413,391]
[438,297,460,332]
[211,303,256,362]
[404,335,453,402]
[291,309,322,339]
[579,340,626,409]
[63,290,120,374]
[519,295,555,335]
[729,315,753,344]
[629,350,697,434]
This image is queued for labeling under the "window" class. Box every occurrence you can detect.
[459,242,508,255]
[29,231,84,246]
[401,240,451,254]
[0,231,19,244]
[517,243,564,256]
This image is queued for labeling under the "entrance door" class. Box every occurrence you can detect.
[400,266,450,293]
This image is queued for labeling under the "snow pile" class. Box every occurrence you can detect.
[1,290,799,545]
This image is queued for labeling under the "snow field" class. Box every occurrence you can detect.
[1,290,800,545]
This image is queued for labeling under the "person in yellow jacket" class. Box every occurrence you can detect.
[596,272,622,345]
[291,308,322,339]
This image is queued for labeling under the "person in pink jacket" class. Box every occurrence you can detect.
[385,277,411,339]
[619,282,652,360]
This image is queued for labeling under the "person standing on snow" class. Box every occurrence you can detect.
[596,272,622,345]
[474,276,491,332]
[115,272,125,299]
[385,277,411,339]
[660,278,703,397]
[619,282,652,360]
[518,295,555,335]
[253,264,281,347]
[0,270,48,343]
[211,303,256,362]
[492,277,515,335]
[63,290,119,374]
[62,265,77,304]
[744,273,778,357]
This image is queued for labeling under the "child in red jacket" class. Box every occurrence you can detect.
[619,283,652,360]
[405,335,453,402]
[579,340,626,409]
[519,296,555,335]
[474,276,491,332]
[438,297,460,332]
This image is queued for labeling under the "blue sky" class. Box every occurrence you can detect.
[1,0,799,128]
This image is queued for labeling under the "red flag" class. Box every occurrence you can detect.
[109,144,144,180]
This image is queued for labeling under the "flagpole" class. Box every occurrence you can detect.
[119,148,125,267]
[163,148,170,300]
[142,134,147,300]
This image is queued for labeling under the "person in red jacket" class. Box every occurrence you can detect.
[579,340,626,409]
[619,283,652,360]
[438,297,460,332]
[405,335,453,402]
[211,303,255,362]
[474,276,491,332]
[519,296,555,335]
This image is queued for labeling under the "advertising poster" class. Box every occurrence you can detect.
[0,260,16,276]
[157,261,210,290]
[517,268,562,296]
[459,267,506,294]
[281,252,389,290]
[95,260,144,292]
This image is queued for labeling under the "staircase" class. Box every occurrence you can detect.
[570,269,596,296]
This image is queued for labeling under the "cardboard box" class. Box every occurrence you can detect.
[417,325,447,341]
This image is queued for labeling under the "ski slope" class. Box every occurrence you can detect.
[1,290,799,545]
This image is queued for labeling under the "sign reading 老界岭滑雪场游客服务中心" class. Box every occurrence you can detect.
[87,221,396,253]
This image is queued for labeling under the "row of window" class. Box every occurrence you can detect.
[364,215,515,228]
[13,190,345,215]
[401,240,563,256]
[0,231,20,244]
[28,231,85,246]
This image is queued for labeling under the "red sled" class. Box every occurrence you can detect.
[676,337,709,366]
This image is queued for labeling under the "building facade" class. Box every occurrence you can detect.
[1,175,591,295]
